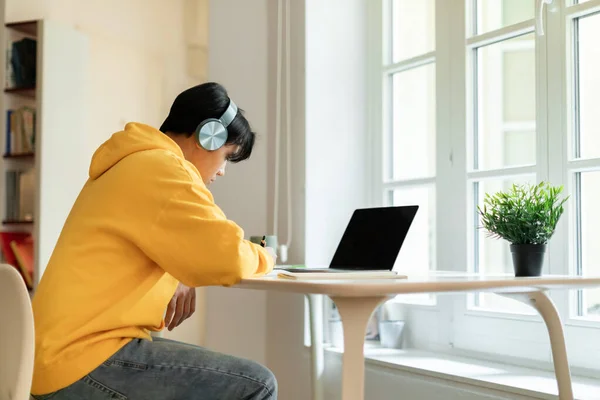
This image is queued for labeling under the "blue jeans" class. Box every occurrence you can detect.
[31,337,277,399]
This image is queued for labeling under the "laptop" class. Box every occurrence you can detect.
[275,205,418,278]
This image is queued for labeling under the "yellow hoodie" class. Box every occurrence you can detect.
[30,122,274,395]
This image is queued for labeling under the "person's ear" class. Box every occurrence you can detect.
[190,135,202,149]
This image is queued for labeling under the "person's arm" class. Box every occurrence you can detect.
[139,167,274,287]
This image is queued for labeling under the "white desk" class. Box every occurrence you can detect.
[236,273,600,400]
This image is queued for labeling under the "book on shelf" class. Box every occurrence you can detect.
[5,106,36,155]
[5,169,35,222]
[6,37,36,89]
[0,231,33,289]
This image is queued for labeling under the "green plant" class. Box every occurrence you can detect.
[477,181,569,245]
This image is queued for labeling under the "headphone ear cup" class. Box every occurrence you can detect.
[196,119,228,151]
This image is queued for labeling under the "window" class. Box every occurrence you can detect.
[368,0,600,371]
[565,2,600,321]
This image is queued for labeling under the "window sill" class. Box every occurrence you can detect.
[324,343,600,399]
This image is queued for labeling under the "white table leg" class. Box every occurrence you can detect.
[306,294,325,400]
[330,296,388,400]
[500,291,574,400]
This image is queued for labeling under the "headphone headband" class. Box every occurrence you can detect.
[220,100,238,127]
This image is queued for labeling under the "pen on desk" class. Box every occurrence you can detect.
[260,235,266,247]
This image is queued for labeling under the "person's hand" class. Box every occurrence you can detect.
[165,282,196,331]
[265,246,278,264]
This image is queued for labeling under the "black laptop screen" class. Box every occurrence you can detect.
[328,205,418,270]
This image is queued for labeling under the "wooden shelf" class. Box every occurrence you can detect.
[3,152,34,159]
[4,86,36,98]
[6,21,37,37]
[2,219,34,225]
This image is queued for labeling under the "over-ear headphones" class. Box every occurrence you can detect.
[195,99,238,151]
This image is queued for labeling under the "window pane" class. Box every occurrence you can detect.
[391,186,436,304]
[574,13,600,159]
[474,34,536,170]
[578,171,600,318]
[504,130,536,166]
[392,0,435,63]
[475,0,535,35]
[470,176,536,314]
[391,64,436,180]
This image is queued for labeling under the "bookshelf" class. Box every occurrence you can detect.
[0,18,89,292]
[4,86,36,98]
[3,152,34,159]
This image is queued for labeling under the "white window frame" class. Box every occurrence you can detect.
[371,0,439,306]
[367,0,600,374]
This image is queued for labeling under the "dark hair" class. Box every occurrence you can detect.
[159,82,255,163]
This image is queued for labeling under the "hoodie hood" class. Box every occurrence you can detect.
[89,123,184,180]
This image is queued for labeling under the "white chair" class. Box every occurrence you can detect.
[0,264,35,400]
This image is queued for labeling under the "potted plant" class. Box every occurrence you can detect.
[477,181,569,277]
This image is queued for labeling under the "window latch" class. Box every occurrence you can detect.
[537,0,554,36]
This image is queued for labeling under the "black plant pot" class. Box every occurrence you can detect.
[510,244,546,277]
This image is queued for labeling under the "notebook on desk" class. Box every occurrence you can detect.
[275,205,418,279]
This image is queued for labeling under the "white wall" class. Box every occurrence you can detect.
[204,0,271,365]
[264,0,310,395]
[203,0,370,396]
[201,0,371,395]
[304,0,370,265]
[265,1,371,399]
